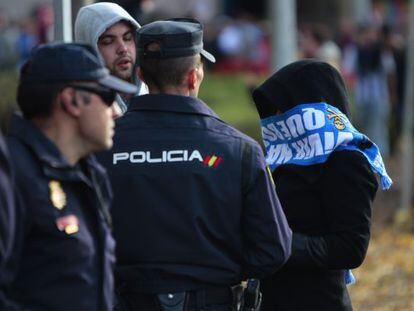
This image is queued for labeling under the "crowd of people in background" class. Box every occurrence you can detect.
[0,1,409,159]
[0,4,53,70]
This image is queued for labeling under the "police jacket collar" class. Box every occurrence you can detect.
[8,113,104,183]
[127,94,220,119]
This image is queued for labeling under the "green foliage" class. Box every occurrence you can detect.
[199,73,262,142]
[0,71,18,131]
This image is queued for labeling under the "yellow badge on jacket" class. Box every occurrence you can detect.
[49,180,67,210]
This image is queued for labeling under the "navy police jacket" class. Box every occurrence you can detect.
[0,131,15,303]
[99,94,292,293]
[2,114,115,311]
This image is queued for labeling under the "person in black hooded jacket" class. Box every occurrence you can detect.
[252,60,383,311]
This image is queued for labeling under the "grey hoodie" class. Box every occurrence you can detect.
[74,2,148,113]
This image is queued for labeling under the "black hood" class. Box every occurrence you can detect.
[253,59,350,118]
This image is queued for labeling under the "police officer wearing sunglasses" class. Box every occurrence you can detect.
[2,43,137,310]
[98,19,292,311]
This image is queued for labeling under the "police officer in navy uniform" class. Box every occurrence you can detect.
[98,18,292,310]
[0,130,15,306]
[2,43,137,310]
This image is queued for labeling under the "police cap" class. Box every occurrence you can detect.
[137,18,216,63]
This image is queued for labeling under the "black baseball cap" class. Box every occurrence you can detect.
[137,18,215,63]
[20,42,138,94]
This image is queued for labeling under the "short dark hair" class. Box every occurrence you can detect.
[17,61,64,119]
[17,83,65,119]
[139,42,200,90]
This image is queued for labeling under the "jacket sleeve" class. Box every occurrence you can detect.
[0,134,20,310]
[241,141,292,279]
[287,151,378,269]
[0,134,14,269]
[0,191,25,311]
[0,139,28,310]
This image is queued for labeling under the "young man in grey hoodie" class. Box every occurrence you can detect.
[75,2,148,115]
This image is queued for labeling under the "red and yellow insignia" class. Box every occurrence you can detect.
[203,155,222,167]
[56,215,79,235]
[49,180,67,210]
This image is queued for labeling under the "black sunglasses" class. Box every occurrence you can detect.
[68,84,116,106]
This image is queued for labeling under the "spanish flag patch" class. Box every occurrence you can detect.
[203,155,222,167]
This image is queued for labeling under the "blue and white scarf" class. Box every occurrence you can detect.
[261,102,392,189]
[260,102,392,285]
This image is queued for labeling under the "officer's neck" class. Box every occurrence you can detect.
[149,85,198,97]
[149,86,190,96]
[32,117,86,166]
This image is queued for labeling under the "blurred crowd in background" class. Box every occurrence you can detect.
[0,0,411,160]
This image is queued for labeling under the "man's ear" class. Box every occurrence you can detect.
[59,87,81,117]
[187,69,197,90]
